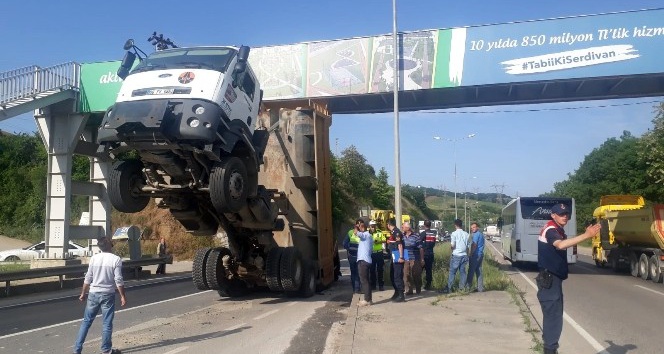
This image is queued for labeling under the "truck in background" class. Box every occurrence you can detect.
[591,195,664,283]
[484,224,500,242]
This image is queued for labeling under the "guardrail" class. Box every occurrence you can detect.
[0,256,173,297]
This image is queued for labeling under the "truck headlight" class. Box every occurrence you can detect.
[187,118,200,128]
[194,106,205,115]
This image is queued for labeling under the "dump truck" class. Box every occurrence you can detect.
[592,195,664,283]
[98,36,336,298]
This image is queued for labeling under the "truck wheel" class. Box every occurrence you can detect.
[279,247,303,291]
[217,278,249,298]
[649,255,662,283]
[192,247,212,290]
[109,160,149,213]
[293,259,316,298]
[210,157,248,213]
[629,253,640,277]
[266,247,283,291]
[205,248,225,290]
[639,253,651,280]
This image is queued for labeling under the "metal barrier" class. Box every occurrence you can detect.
[0,256,173,297]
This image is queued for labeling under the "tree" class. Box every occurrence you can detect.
[370,167,392,209]
[337,145,373,204]
[638,101,664,202]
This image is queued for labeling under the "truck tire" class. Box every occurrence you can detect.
[649,255,662,283]
[629,253,640,277]
[294,259,316,298]
[266,247,283,291]
[205,248,224,290]
[639,253,650,280]
[193,247,213,290]
[210,157,248,213]
[279,247,303,291]
[109,160,149,213]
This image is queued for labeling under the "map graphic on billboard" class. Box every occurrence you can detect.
[250,44,307,99]
[306,38,371,97]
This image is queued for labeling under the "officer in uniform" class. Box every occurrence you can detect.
[386,219,406,302]
[419,220,438,290]
[343,219,362,293]
[368,220,386,291]
[537,203,600,354]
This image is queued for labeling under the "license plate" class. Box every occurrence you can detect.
[149,88,174,95]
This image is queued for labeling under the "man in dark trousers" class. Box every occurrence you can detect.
[386,219,406,302]
[156,237,167,274]
[419,220,438,290]
[537,203,600,354]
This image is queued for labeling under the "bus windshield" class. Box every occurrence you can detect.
[131,47,236,74]
[519,198,572,220]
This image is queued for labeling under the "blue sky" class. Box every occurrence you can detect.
[1,0,662,197]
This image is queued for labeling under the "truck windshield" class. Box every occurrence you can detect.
[131,48,235,74]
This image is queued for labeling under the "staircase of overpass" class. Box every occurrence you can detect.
[0,62,80,122]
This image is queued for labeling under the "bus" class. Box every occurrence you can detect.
[498,197,577,266]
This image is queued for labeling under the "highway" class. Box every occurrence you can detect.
[486,242,664,354]
[0,266,352,354]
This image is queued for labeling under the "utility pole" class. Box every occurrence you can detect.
[491,183,507,206]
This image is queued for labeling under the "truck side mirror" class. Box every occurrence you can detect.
[232,61,247,88]
[117,51,136,80]
[237,45,250,63]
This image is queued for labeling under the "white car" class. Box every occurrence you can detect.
[0,241,89,261]
[491,235,501,243]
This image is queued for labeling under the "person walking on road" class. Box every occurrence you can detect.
[419,220,438,290]
[402,222,424,295]
[386,219,406,302]
[368,220,386,291]
[466,222,485,292]
[156,237,167,274]
[355,221,374,306]
[443,219,470,293]
[343,220,362,293]
[73,236,126,354]
[537,203,601,354]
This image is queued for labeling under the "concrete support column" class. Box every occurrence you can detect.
[36,108,87,259]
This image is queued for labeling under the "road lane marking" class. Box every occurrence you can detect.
[224,323,247,331]
[287,301,298,307]
[163,347,190,354]
[635,284,664,297]
[488,241,610,354]
[253,309,279,320]
[0,290,211,340]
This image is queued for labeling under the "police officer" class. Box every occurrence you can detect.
[343,219,362,293]
[368,220,386,291]
[537,203,600,354]
[386,219,406,302]
[419,220,438,290]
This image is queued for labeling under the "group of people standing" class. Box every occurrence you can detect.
[343,217,485,306]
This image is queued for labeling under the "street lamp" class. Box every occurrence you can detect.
[433,134,476,220]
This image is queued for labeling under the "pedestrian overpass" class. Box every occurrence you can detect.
[0,8,662,258]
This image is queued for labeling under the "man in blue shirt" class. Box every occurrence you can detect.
[443,219,470,293]
[466,222,485,292]
[354,220,374,306]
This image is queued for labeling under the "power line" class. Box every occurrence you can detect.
[419,99,661,115]
[491,183,507,206]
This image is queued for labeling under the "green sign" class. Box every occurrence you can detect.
[79,61,123,112]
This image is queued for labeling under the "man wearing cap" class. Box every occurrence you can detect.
[368,220,386,291]
[537,203,601,354]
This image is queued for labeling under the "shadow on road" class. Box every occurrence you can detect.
[601,339,637,354]
[120,326,252,353]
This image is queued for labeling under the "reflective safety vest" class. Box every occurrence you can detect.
[344,229,360,258]
[370,229,387,253]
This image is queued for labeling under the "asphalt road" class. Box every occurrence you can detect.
[486,241,664,354]
[0,266,352,354]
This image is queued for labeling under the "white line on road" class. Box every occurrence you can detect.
[163,346,190,354]
[488,242,609,354]
[0,290,211,340]
[253,309,279,320]
[635,284,664,297]
[224,323,247,331]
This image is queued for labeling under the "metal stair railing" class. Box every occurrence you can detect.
[0,62,81,109]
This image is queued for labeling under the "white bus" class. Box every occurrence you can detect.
[498,197,577,265]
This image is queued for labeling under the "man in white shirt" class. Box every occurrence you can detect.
[354,220,374,306]
[443,219,470,293]
[73,237,126,354]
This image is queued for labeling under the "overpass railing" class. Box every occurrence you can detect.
[0,62,80,108]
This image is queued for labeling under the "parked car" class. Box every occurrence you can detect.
[0,241,89,261]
